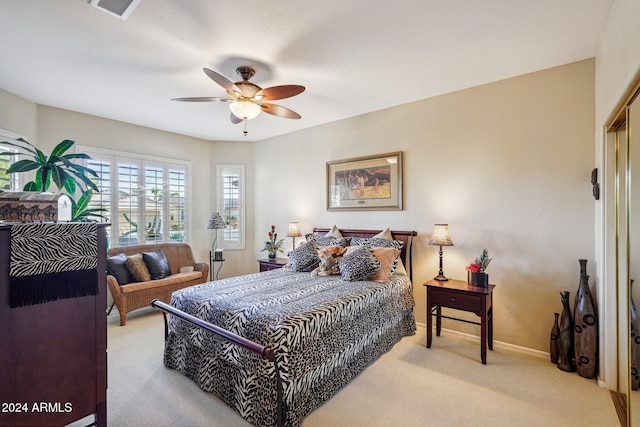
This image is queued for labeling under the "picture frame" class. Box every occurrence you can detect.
[326,151,403,211]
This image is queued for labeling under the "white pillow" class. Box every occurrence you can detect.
[325,225,343,238]
[372,228,393,240]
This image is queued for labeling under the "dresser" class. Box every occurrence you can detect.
[0,223,108,426]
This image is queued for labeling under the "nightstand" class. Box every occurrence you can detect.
[209,251,225,281]
[424,278,495,364]
[258,258,288,272]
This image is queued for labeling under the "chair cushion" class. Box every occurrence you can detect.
[125,253,152,282]
[107,252,134,285]
[143,250,171,280]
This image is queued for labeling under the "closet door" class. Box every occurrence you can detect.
[629,91,640,426]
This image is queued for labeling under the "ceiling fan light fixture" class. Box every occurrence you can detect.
[229,100,261,120]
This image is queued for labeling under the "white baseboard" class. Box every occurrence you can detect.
[415,321,549,360]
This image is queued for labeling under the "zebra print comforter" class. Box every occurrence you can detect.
[164,267,416,427]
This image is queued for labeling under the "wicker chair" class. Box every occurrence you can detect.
[106,243,209,325]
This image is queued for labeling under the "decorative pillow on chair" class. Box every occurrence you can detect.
[339,245,381,281]
[288,239,320,272]
[107,252,134,285]
[125,253,152,282]
[143,250,171,280]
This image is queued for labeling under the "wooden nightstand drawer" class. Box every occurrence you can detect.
[429,289,478,311]
[258,258,288,272]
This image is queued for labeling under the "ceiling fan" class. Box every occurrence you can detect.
[172,66,305,135]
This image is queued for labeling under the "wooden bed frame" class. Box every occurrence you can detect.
[152,227,417,427]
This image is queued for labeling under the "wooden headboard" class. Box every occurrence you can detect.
[312,227,418,281]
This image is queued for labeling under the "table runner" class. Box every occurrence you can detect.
[10,223,98,308]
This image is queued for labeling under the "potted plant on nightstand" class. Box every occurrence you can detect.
[261,225,284,259]
[466,249,492,289]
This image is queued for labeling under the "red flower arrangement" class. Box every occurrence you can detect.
[261,225,285,255]
[466,249,492,273]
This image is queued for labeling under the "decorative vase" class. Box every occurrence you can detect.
[574,259,592,313]
[470,271,489,289]
[631,280,640,390]
[550,312,560,364]
[557,291,575,372]
[268,252,276,259]
[573,274,598,378]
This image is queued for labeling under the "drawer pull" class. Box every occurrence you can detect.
[450,297,456,302]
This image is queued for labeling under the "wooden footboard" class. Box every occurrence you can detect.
[151,299,283,426]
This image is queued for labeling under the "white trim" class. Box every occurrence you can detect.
[416,322,550,360]
[216,164,246,250]
[0,129,26,141]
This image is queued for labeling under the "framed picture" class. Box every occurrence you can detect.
[326,151,403,211]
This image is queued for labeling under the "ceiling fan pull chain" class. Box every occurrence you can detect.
[243,119,248,137]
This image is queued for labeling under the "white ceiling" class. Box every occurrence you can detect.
[0,0,612,142]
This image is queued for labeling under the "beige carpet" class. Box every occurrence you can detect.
[105,308,618,427]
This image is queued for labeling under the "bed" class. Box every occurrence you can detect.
[156,228,417,427]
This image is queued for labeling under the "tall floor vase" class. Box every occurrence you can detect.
[549,312,560,364]
[573,274,598,378]
[557,291,575,372]
[631,280,640,390]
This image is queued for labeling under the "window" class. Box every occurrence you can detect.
[217,164,245,250]
[79,146,190,248]
[0,129,25,191]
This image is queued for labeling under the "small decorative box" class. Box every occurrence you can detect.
[0,191,72,222]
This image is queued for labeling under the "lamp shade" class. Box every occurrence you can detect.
[229,101,261,120]
[429,224,454,246]
[206,212,225,229]
[287,222,302,237]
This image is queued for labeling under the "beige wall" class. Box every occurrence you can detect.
[1,59,597,354]
[256,59,596,353]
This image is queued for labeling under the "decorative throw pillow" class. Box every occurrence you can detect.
[351,237,403,274]
[316,236,350,247]
[288,239,320,272]
[106,252,134,285]
[125,253,152,282]
[338,245,381,281]
[369,247,401,282]
[325,225,343,238]
[305,234,350,247]
[143,250,171,280]
[372,228,393,240]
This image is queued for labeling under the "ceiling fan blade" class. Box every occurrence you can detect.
[171,97,233,102]
[260,103,302,119]
[230,112,243,124]
[256,85,305,101]
[203,68,242,98]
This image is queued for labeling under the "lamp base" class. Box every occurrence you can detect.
[433,274,449,281]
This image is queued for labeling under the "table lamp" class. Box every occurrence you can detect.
[429,223,454,281]
[287,221,302,250]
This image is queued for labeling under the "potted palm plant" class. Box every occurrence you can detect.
[0,137,107,221]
